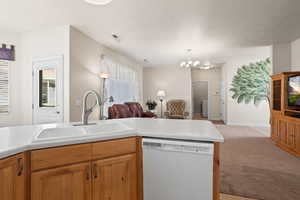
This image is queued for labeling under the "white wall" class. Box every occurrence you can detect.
[221,66,227,122]
[272,43,291,74]
[20,25,71,124]
[192,81,208,114]
[191,68,222,120]
[0,25,143,125]
[143,67,192,118]
[291,38,300,71]
[0,30,21,126]
[223,47,271,127]
[70,27,143,122]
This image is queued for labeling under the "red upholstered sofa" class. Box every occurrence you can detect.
[108,102,157,119]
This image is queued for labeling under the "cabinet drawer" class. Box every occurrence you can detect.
[92,137,136,160]
[31,143,92,171]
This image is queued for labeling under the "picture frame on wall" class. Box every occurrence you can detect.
[0,44,15,61]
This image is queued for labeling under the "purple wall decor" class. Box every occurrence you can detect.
[0,44,15,61]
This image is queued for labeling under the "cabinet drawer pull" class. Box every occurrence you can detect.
[85,165,91,180]
[17,158,23,176]
[93,164,98,179]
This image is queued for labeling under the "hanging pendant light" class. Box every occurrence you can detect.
[179,49,202,69]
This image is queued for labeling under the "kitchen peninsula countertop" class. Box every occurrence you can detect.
[0,118,224,159]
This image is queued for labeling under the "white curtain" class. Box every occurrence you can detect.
[100,56,139,117]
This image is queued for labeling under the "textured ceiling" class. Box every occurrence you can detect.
[0,0,299,66]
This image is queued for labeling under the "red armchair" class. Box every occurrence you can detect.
[108,102,156,119]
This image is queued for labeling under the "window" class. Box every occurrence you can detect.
[0,61,9,113]
[101,57,139,104]
[106,79,137,104]
[100,57,140,117]
[39,68,57,107]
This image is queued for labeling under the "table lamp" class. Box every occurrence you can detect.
[157,90,166,118]
[99,72,110,120]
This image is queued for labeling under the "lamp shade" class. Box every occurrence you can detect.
[157,90,166,98]
[99,72,109,79]
[85,0,113,5]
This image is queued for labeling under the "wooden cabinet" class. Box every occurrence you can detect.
[31,143,92,171]
[286,122,300,153]
[92,154,137,200]
[279,119,288,146]
[30,137,138,200]
[31,162,92,200]
[271,72,300,158]
[0,136,220,200]
[0,154,25,200]
[92,138,136,160]
[271,116,280,142]
[287,122,297,149]
[296,125,300,153]
[272,115,300,158]
[31,154,138,200]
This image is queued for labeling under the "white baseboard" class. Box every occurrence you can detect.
[226,122,270,128]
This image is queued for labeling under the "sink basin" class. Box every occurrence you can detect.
[84,123,131,135]
[33,122,133,143]
[34,127,86,142]
[73,123,97,127]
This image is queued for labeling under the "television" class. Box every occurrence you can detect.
[288,75,300,109]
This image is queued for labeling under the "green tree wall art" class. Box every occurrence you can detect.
[230,58,271,110]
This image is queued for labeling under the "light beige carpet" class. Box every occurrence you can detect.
[217,125,300,200]
[221,193,257,200]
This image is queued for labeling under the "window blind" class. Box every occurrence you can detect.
[0,61,9,113]
[100,56,140,117]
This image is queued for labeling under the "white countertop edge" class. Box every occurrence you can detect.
[0,132,137,159]
[0,119,224,159]
[139,131,224,143]
[0,134,223,160]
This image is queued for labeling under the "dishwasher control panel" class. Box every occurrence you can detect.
[142,138,214,155]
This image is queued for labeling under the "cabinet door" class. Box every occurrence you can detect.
[287,122,296,150]
[0,154,25,200]
[279,119,288,146]
[295,123,300,153]
[271,117,279,142]
[31,162,91,200]
[92,154,137,200]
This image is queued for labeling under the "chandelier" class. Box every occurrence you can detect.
[179,49,214,70]
[180,60,214,69]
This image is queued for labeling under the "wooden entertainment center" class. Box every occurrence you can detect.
[271,72,300,158]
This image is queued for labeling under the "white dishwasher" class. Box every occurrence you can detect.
[143,138,214,200]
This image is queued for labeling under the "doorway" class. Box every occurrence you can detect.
[32,56,64,124]
[192,81,209,119]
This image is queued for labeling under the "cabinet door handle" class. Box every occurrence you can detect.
[85,165,91,180]
[93,164,98,179]
[17,158,23,176]
[289,133,295,137]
